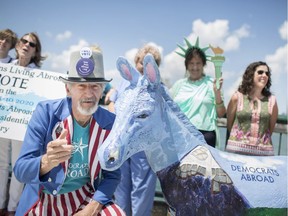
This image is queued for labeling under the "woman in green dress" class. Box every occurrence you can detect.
[226,61,278,155]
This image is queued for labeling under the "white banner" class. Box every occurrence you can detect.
[0,63,66,141]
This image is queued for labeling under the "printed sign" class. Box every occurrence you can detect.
[0,63,66,141]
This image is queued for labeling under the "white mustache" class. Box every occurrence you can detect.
[80,98,96,103]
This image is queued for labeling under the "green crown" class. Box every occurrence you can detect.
[175,37,211,61]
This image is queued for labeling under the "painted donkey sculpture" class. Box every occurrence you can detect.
[98,54,287,216]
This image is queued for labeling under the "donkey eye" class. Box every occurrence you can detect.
[138,114,148,119]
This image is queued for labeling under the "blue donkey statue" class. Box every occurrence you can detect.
[98,54,287,216]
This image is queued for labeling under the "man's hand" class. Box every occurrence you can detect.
[40,129,73,176]
[74,200,103,216]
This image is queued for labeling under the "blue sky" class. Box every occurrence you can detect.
[1,0,287,114]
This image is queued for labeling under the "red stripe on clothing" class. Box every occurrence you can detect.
[88,119,96,177]
[104,129,111,140]
[63,118,72,144]
[53,196,60,215]
[61,118,70,172]
[60,194,68,215]
[68,192,77,213]
[103,206,112,216]
[94,126,102,150]
[89,124,102,184]
[38,193,44,216]
[111,203,123,216]
[90,126,102,166]
[89,119,96,140]
[94,163,101,179]
[82,184,91,197]
[75,189,85,205]
[47,194,52,216]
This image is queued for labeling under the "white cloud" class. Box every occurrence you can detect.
[234,24,250,38]
[279,21,287,40]
[192,19,229,43]
[265,44,288,75]
[162,52,185,87]
[189,19,250,52]
[107,68,122,88]
[265,43,288,114]
[124,48,138,63]
[56,31,72,41]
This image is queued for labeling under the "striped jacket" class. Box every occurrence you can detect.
[14,98,120,216]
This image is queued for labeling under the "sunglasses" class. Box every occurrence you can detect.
[257,70,270,76]
[20,38,36,48]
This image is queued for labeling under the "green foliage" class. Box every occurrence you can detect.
[245,208,288,216]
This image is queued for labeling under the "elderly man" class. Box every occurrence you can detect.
[13,46,124,216]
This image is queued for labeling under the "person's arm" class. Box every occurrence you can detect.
[226,93,238,132]
[213,77,226,118]
[107,86,118,113]
[104,88,115,105]
[269,100,278,135]
[108,101,115,113]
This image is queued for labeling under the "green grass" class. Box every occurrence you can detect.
[245,208,288,216]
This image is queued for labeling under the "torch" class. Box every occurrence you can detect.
[210,45,225,90]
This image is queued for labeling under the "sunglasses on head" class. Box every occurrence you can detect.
[257,70,270,76]
[20,38,36,48]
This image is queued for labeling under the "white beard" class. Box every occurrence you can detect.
[77,101,98,116]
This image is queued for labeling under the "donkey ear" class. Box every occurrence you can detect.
[116,56,140,86]
[143,54,161,87]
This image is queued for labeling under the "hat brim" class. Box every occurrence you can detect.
[59,76,112,83]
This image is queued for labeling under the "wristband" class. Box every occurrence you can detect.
[215,101,224,108]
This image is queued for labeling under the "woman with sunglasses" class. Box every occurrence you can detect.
[226,61,278,156]
[11,32,46,68]
[0,32,46,216]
